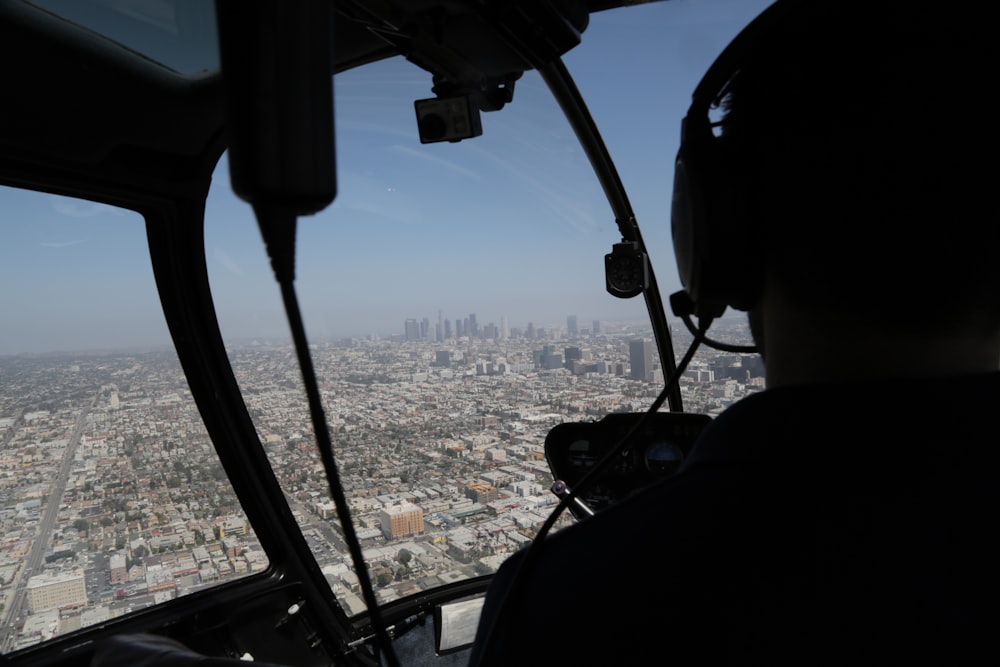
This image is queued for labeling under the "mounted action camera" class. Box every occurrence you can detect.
[415,95,483,143]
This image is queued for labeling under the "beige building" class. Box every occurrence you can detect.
[26,571,86,613]
[379,502,424,540]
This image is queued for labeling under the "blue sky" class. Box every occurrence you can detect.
[1,0,773,355]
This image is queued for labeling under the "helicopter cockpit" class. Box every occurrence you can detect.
[1,1,776,665]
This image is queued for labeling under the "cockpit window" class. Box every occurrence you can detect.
[25,0,220,75]
[205,0,767,618]
[0,187,266,651]
[206,54,649,614]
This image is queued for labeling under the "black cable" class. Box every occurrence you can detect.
[277,276,400,667]
[255,203,399,667]
[670,290,757,353]
[679,310,757,353]
[470,316,713,666]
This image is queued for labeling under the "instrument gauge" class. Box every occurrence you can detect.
[645,440,684,476]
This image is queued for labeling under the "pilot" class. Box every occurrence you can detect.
[468,0,1000,664]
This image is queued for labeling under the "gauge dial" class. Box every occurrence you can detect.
[645,440,684,475]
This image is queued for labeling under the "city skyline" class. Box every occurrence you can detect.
[401,312,629,343]
[0,318,763,648]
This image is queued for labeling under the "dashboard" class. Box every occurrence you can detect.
[544,411,712,518]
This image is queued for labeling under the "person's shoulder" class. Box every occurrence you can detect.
[711,370,1000,423]
[686,371,1000,466]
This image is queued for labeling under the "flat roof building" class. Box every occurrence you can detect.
[380,502,425,540]
[27,571,86,613]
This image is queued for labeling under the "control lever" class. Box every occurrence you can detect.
[550,480,595,518]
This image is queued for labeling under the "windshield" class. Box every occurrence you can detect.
[205,0,767,616]
[0,191,266,652]
[0,1,770,653]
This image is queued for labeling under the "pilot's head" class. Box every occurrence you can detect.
[673,0,1000,347]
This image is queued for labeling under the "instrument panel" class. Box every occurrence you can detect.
[544,411,712,518]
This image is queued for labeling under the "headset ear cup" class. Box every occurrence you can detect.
[672,114,731,318]
[671,137,703,309]
[672,112,761,316]
[672,1,800,317]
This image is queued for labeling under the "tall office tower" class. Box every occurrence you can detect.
[526,322,535,339]
[592,319,601,335]
[563,345,583,370]
[456,319,463,338]
[438,309,444,337]
[543,350,563,370]
[404,318,420,341]
[501,316,508,340]
[422,317,430,339]
[567,315,578,337]
[445,318,452,339]
[435,323,443,342]
[629,338,654,381]
[469,313,478,337]
[484,322,498,339]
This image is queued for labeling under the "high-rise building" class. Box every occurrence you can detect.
[501,316,508,340]
[537,344,563,370]
[629,338,654,381]
[592,319,601,335]
[404,318,420,341]
[567,315,578,336]
[380,502,425,540]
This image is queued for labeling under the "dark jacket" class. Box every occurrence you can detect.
[469,373,1000,665]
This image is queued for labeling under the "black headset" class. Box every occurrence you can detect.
[670,0,798,320]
